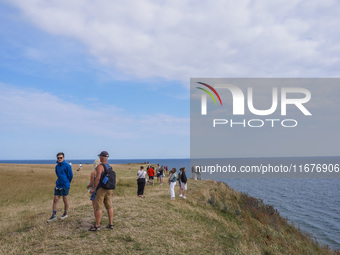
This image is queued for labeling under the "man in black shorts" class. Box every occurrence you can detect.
[47,152,73,222]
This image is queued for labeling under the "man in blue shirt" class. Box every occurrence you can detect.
[47,152,73,222]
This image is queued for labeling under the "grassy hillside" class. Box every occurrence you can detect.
[0,163,338,255]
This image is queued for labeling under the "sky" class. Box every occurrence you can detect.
[1,0,340,160]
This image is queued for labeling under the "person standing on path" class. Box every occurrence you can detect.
[168,168,177,200]
[156,164,161,184]
[137,166,146,198]
[47,152,73,222]
[77,162,82,171]
[179,167,187,199]
[178,168,183,197]
[159,165,164,185]
[147,166,155,185]
[89,151,114,231]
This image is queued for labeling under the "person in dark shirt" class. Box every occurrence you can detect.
[179,167,187,199]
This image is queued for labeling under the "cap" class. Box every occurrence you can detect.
[97,151,109,157]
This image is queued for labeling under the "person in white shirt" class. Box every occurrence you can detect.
[168,168,178,200]
[137,166,146,198]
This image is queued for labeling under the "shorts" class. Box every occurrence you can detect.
[159,174,164,178]
[181,182,187,191]
[149,176,154,180]
[90,190,96,200]
[54,187,70,196]
[156,173,160,177]
[95,187,113,210]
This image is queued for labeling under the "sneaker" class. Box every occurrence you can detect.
[179,194,183,197]
[182,196,187,199]
[160,183,163,185]
[47,215,57,222]
[60,213,68,220]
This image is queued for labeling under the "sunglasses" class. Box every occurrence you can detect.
[57,157,63,159]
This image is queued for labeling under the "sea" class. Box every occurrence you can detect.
[1,157,339,251]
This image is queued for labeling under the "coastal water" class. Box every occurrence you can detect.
[1,157,339,250]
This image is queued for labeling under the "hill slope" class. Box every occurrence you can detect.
[0,163,337,255]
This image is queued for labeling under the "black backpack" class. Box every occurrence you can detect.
[100,163,116,190]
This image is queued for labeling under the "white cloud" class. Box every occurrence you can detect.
[0,83,189,138]
[5,0,340,83]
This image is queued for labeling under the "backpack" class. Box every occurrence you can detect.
[100,163,116,190]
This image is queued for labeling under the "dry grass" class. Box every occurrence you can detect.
[0,163,337,255]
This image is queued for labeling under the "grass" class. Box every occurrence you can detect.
[0,163,338,255]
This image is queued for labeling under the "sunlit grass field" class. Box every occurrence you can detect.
[0,163,337,255]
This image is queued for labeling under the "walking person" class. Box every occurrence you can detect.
[159,165,164,185]
[87,159,101,217]
[89,151,115,231]
[147,165,155,185]
[178,168,183,197]
[156,164,161,184]
[47,152,73,222]
[179,167,187,199]
[137,166,146,198]
[168,168,177,200]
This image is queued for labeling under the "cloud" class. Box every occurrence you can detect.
[0,83,189,139]
[5,0,340,83]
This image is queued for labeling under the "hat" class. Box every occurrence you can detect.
[97,151,109,157]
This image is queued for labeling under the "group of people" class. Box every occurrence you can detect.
[169,167,188,200]
[144,164,167,186]
[46,152,188,232]
[47,151,114,232]
[137,164,188,200]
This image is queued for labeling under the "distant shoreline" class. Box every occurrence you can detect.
[1,155,339,164]
[0,158,189,165]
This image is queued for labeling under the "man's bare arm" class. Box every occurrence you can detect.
[90,164,104,194]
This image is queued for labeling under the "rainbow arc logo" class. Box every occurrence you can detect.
[196,82,223,106]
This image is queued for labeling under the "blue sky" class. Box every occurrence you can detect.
[1,0,340,159]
